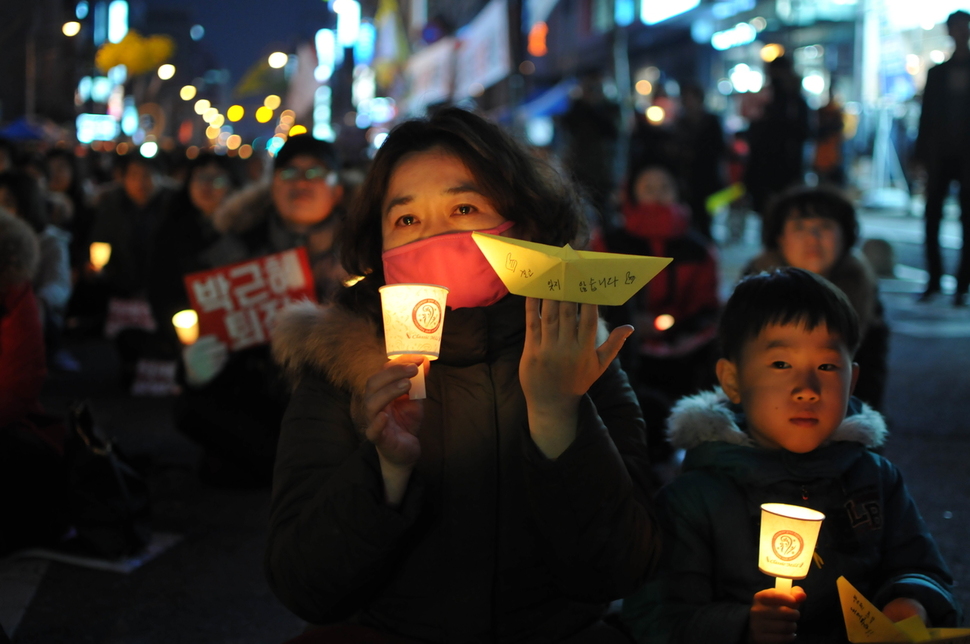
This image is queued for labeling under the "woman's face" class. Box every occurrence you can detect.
[189,163,232,217]
[47,156,73,194]
[381,147,508,251]
[777,214,844,276]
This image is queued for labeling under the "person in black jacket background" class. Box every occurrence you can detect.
[914,10,970,305]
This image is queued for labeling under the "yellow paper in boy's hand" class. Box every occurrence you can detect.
[838,576,910,642]
[472,232,672,306]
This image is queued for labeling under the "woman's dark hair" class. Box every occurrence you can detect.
[0,171,47,233]
[337,107,587,281]
[719,267,860,363]
[762,185,858,255]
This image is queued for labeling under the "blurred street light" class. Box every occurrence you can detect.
[264,95,281,110]
[256,106,274,123]
[268,52,288,69]
[180,85,197,100]
[63,21,82,37]
[158,64,176,80]
[194,99,211,114]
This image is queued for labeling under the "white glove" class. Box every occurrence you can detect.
[182,335,229,387]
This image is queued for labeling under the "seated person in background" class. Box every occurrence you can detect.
[744,185,888,410]
[0,171,72,363]
[147,152,243,346]
[84,154,176,385]
[600,163,720,465]
[0,208,67,554]
[621,268,960,644]
[88,154,174,300]
[171,136,348,487]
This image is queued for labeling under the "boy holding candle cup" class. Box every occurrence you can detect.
[621,268,961,643]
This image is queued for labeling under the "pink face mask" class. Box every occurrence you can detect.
[382,221,515,310]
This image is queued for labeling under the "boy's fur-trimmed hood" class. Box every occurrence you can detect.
[0,208,39,292]
[667,388,888,451]
[211,180,275,236]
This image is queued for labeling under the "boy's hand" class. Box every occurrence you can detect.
[748,586,806,644]
[519,298,632,458]
[882,597,928,624]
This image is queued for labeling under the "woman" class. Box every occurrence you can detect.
[148,152,243,331]
[743,185,889,409]
[266,108,660,642]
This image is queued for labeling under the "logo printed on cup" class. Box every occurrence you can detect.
[771,530,804,561]
[412,299,443,333]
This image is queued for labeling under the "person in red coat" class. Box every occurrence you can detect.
[0,207,69,554]
[600,163,722,466]
[0,207,45,426]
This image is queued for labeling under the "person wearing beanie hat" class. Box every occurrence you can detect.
[168,134,350,487]
[271,135,343,230]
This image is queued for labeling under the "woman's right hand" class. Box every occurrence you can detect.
[363,357,425,504]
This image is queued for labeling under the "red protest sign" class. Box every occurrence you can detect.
[183,247,316,351]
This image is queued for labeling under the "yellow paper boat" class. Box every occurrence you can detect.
[472,232,672,306]
[838,576,970,643]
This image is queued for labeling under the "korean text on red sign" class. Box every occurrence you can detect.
[183,248,316,351]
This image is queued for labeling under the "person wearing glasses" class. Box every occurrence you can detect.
[148,152,243,345]
[167,136,349,487]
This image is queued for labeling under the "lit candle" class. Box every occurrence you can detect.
[89,242,112,272]
[172,309,200,345]
[758,503,825,593]
[379,283,449,400]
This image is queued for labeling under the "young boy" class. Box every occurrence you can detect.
[621,268,960,643]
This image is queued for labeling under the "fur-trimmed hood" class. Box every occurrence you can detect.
[272,299,386,398]
[0,208,39,292]
[211,180,275,236]
[667,388,888,451]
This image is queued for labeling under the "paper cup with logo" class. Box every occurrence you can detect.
[759,503,825,592]
[379,284,449,399]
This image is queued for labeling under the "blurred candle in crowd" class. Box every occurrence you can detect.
[89,242,112,271]
[379,284,449,399]
[758,503,825,593]
[172,309,200,345]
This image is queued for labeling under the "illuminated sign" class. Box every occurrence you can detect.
[77,113,120,143]
[641,0,700,24]
[711,22,758,50]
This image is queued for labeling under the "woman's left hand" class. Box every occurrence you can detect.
[519,297,633,458]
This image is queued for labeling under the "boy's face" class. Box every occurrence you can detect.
[716,322,858,453]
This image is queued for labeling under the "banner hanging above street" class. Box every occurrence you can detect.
[454,0,512,101]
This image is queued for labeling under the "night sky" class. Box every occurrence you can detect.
[142,0,337,89]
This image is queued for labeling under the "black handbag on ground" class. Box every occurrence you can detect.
[63,401,152,559]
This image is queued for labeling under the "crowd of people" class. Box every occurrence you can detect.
[0,28,967,641]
